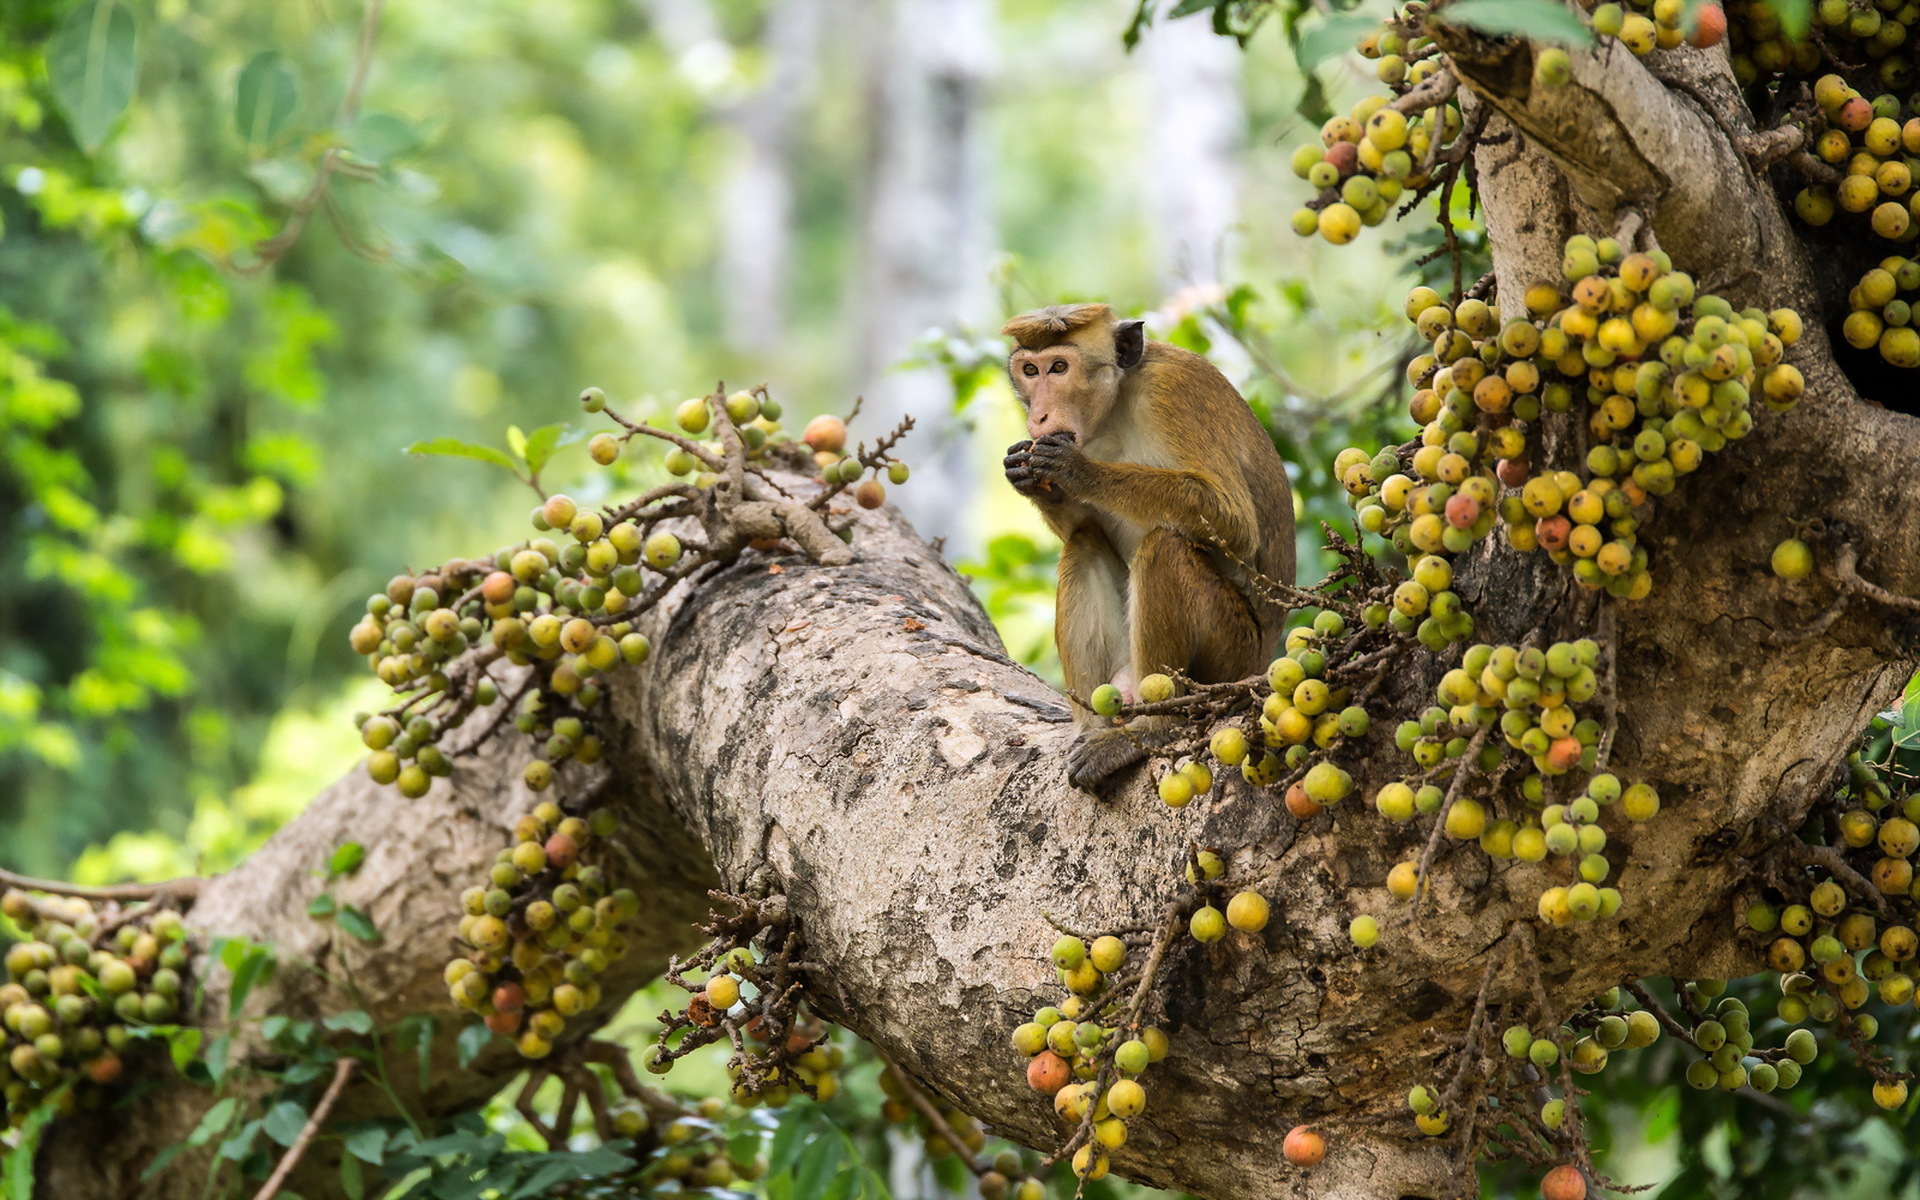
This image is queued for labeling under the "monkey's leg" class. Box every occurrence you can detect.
[1130,529,1263,683]
[1065,530,1259,791]
[1055,526,1129,724]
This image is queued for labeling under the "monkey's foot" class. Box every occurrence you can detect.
[1066,727,1154,792]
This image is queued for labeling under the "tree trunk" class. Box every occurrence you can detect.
[718,1,822,356]
[852,0,994,556]
[31,31,1920,1200]
[1142,13,1244,290]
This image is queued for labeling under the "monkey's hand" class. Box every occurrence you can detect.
[1007,432,1088,500]
[1066,726,1155,792]
[1004,439,1059,500]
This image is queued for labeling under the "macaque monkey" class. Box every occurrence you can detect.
[1001,303,1295,789]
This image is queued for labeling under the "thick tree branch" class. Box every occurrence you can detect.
[28,440,1920,1199]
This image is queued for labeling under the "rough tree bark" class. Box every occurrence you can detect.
[31,30,1920,1200]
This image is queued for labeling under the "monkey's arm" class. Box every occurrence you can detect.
[1004,440,1099,543]
[1016,435,1260,559]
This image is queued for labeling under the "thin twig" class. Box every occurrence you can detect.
[1834,545,1920,612]
[1795,843,1896,921]
[239,0,386,272]
[880,1059,987,1177]
[0,868,201,904]
[252,1057,359,1200]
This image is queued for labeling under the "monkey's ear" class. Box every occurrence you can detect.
[1115,320,1145,370]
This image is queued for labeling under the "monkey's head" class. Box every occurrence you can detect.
[1002,303,1145,441]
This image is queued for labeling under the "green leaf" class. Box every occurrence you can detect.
[328,842,367,878]
[1436,0,1595,45]
[139,1144,184,1183]
[793,1133,843,1200]
[506,425,528,460]
[337,904,380,942]
[521,424,580,477]
[410,1131,497,1158]
[5,1096,61,1198]
[1765,0,1812,38]
[348,112,421,164]
[263,1099,310,1147]
[821,1167,858,1200]
[768,1105,820,1177]
[344,1126,389,1166]
[324,1009,375,1035]
[1295,13,1381,67]
[307,892,337,918]
[188,1097,240,1147]
[227,945,274,1018]
[218,1118,261,1162]
[1170,0,1220,14]
[411,1015,437,1090]
[215,937,246,973]
[340,1152,365,1200]
[205,1033,232,1083]
[456,1021,492,1068]
[403,438,521,475]
[167,1027,203,1073]
[235,51,299,149]
[1643,1086,1682,1142]
[47,0,139,153]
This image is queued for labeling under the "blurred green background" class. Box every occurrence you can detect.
[1,0,1413,880]
[1,1,1911,1197]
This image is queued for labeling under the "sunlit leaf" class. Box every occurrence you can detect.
[227,944,274,1018]
[521,424,581,477]
[327,841,366,878]
[1762,0,1812,39]
[404,438,521,475]
[168,1027,202,1073]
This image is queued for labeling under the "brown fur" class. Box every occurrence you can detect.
[1000,306,1295,788]
[1001,303,1116,350]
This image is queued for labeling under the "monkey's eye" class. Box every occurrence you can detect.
[1022,363,1039,376]
[1048,360,1068,374]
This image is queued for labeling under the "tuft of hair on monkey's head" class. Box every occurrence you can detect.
[1001,303,1117,351]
